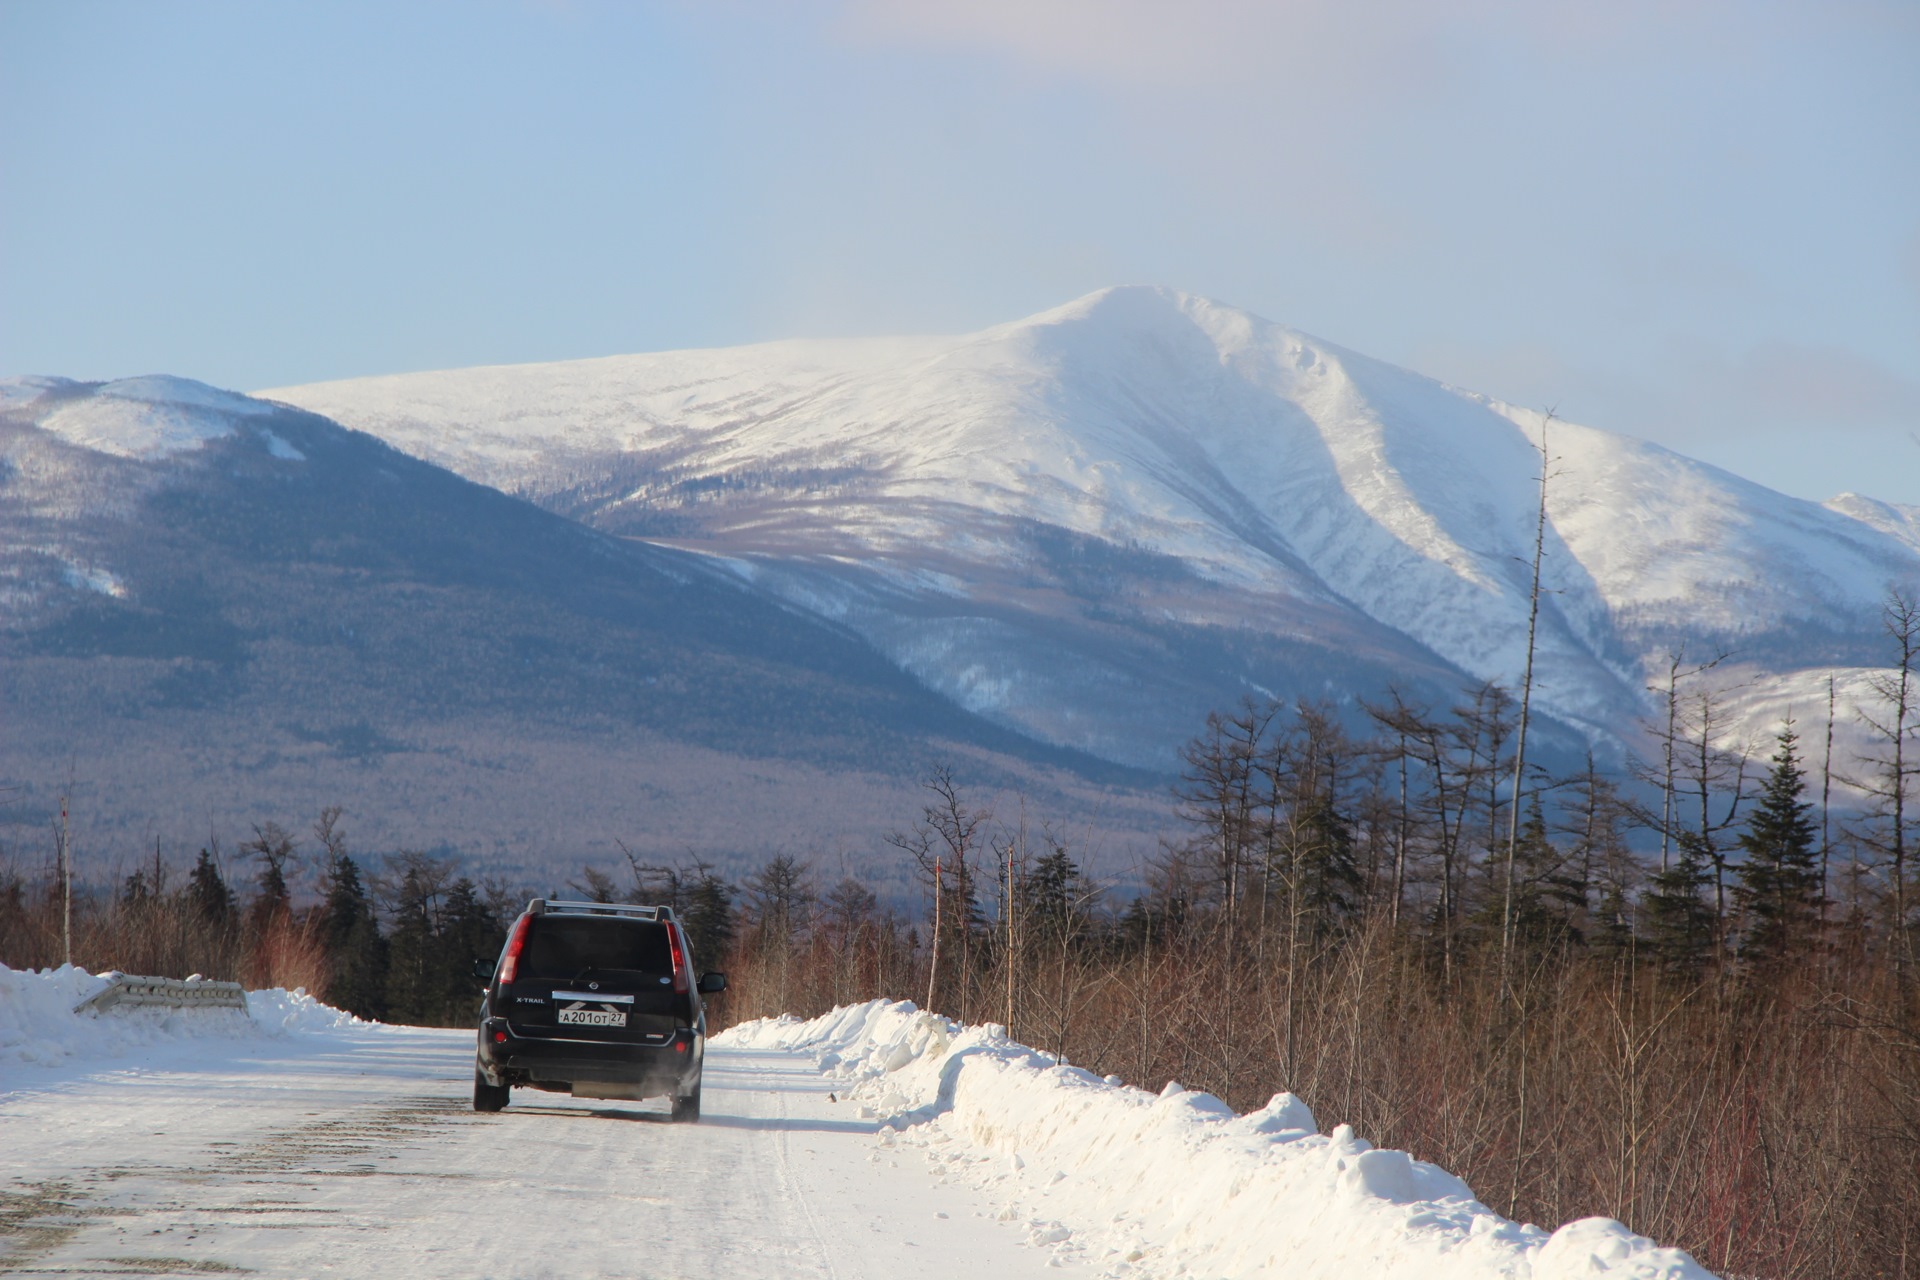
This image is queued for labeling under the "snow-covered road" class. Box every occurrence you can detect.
[0,1020,1089,1279]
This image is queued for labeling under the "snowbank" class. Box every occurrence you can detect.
[0,963,369,1071]
[718,1001,1716,1280]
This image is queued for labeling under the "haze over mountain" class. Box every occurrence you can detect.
[0,375,1164,892]
[267,286,1918,772]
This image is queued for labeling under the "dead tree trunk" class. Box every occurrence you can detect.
[1502,411,1553,990]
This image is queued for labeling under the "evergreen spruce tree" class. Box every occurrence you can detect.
[383,864,438,1025]
[319,853,365,952]
[186,848,235,928]
[1290,793,1362,940]
[681,868,735,971]
[1735,723,1823,972]
[339,910,388,1021]
[1019,846,1083,943]
[121,865,155,909]
[435,877,503,1024]
[1505,801,1586,952]
[1642,832,1716,981]
[319,854,387,1020]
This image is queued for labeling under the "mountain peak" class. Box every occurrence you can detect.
[3,374,278,460]
[258,290,1920,768]
[1003,285,1273,349]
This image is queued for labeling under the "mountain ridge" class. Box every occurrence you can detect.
[261,286,1917,767]
[0,375,1166,887]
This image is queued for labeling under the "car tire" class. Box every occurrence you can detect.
[474,1067,510,1113]
[670,1083,701,1123]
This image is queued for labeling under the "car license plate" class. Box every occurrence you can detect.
[557,1004,628,1027]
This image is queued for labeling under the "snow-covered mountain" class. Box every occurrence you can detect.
[264,286,1918,768]
[0,375,1162,882]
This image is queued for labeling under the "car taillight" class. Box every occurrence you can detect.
[497,914,534,985]
[668,923,689,994]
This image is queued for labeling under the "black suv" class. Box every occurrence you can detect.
[472,899,727,1120]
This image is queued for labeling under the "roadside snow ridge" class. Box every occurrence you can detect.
[720,1000,1717,1280]
[0,963,370,1071]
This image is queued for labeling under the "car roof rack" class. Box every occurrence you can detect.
[528,898,675,922]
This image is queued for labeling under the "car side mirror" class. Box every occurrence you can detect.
[472,958,495,981]
[697,971,728,995]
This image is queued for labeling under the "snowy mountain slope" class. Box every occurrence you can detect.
[0,376,1166,881]
[265,287,1919,765]
[26,374,281,459]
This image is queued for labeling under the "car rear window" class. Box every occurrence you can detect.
[519,917,673,981]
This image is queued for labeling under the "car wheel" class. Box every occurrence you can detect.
[670,1083,701,1123]
[474,1067,510,1113]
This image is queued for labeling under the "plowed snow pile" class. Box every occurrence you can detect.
[0,963,367,1071]
[719,1000,1715,1280]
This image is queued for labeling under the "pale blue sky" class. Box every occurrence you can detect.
[2,1,1916,502]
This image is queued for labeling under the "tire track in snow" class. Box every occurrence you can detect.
[767,1060,843,1280]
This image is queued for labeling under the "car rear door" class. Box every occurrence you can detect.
[503,916,680,1044]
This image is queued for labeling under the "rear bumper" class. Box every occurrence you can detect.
[476,1017,701,1097]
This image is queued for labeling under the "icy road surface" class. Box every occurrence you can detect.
[0,1022,1091,1279]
